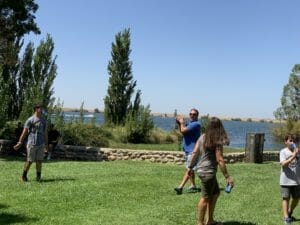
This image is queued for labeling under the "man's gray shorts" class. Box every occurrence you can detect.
[281,185,300,199]
[27,144,45,162]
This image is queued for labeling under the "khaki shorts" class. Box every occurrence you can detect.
[27,144,45,162]
[198,173,220,198]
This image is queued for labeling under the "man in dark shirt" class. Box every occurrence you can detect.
[46,123,60,160]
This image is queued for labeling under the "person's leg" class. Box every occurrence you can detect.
[23,161,32,171]
[178,170,190,187]
[288,198,298,219]
[281,186,291,219]
[174,170,189,194]
[198,197,209,225]
[21,145,33,181]
[189,170,196,187]
[21,161,32,181]
[36,160,42,181]
[206,176,220,224]
[198,174,214,225]
[185,153,198,188]
[47,144,53,160]
[35,145,45,181]
[175,153,191,194]
[289,185,300,218]
[207,193,220,224]
[36,160,42,172]
[282,198,290,219]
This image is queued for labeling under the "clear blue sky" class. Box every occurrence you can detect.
[25,0,300,119]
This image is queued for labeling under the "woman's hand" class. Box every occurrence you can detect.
[226,176,234,187]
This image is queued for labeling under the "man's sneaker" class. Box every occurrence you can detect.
[284,217,292,225]
[187,186,201,193]
[174,187,183,195]
[288,209,295,221]
[20,176,28,182]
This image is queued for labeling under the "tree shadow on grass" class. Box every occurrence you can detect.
[0,212,37,224]
[223,221,257,225]
[0,204,8,210]
[40,177,76,183]
[0,155,25,162]
[0,205,37,224]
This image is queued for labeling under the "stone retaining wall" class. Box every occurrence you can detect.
[0,139,279,164]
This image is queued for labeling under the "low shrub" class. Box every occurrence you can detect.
[0,121,20,140]
[148,128,179,144]
[125,105,154,143]
[60,123,111,147]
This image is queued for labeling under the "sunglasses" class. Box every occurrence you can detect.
[189,113,197,116]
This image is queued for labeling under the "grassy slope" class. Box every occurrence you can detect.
[0,157,292,225]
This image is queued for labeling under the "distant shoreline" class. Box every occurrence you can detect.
[62,107,277,123]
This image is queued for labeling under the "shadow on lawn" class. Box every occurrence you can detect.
[0,155,25,162]
[41,177,76,183]
[0,212,37,224]
[223,222,257,225]
[0,204,8,209]
[0,204,37,224]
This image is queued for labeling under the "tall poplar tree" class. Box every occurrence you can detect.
[104,28,138,125]
[18,34,57,121]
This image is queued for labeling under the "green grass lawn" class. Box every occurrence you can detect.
[0,156,296,225]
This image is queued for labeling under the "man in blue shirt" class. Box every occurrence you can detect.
[174,108,201,195]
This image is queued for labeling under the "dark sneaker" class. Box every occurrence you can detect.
[36,176,41,182]
[284,217,292,225]
[187,186,201,193]
[288,209,295,221]
[20,176,28,182]
[174,187,183,195]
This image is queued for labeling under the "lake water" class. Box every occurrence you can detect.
[64,112,283,150]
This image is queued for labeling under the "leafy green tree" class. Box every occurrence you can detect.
[0,0,40,65]
[104,28,138,125]
[0,65,9,127]
[274,64,300,122]
[273,64,300,140]
[17,42,34,117]
[18,34,57,120]
[0,0,40,121]
[0,0,40,42]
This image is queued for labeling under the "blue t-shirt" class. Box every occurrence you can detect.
[25,115,47,146]
[182,120,201,153]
